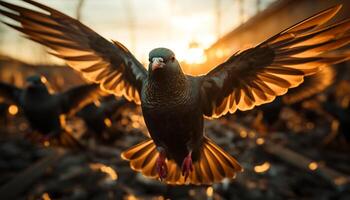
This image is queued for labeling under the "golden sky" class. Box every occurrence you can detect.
[0,0,275,65]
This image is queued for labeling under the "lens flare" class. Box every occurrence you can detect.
[254,162,271,173]
[8,105,19,115]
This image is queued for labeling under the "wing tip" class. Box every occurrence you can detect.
[333,4,343,13]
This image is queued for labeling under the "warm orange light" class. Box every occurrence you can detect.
[254,162,271,173]
[8,105,19,115]
[206,186,214,197]
[104,118,112,127]
[240,130,247,138]
[248,131,256,138]
[182,47,207,64]
[44,141,50,147]
[256,138,265,145]
[125,194,138,200]
[90,163,118,180]
[308,162,318,171]
[93,100,101,107]
[40,76,48,83]
[42,192,51,200]
[130,114,141,121]
[131,122,140,129]
[130,114,144,129]
[215,49,225,58]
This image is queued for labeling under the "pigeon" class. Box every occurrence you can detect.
[281,65,335,105]
[0,74,100,146]
[323,100,350,143]
[252,65,336,131]
[77,95,127,136]
[1,0,349,185]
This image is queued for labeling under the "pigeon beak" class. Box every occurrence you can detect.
[151,57,165,71]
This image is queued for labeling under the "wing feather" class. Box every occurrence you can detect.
[0,0,147,104]
[200,5,349,118]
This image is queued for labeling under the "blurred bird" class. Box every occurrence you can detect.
[1,1,349,184]
[323,101,350,143]
[77,96,127,137]
[252,65,336,132]
[318,83,350,143]
[282,65,335,105]
[0,74,100,146]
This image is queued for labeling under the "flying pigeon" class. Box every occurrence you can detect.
[1,0,349,185]
[282,65,335,105]
[0,74,100,146]
[251,65,336,131]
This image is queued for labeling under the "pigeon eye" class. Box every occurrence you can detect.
[171,56,175,62]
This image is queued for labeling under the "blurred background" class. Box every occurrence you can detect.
[0,0,349,199]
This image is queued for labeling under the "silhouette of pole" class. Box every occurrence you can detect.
[123,0,136,53]
[238,0,245,24]
[214,0,222,39]
[76,0,85,21]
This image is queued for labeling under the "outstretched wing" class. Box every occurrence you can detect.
[58,83,100,115]
[199,5,350,118]
[0,0,147,104]
[282,65,335,105]
[0,82,22,104]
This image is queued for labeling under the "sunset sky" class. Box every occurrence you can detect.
[0,0,275,65]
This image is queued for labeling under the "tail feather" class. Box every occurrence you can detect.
[130,143,155,170]
[122,140,154,160]
[206,138,242,173]
[122,140,159,178]
[122,137,243,185]
[199,149,215,182]
[141,147,158,177]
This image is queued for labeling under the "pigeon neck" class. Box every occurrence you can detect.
[149,70,186,90]
[146,70,188,105]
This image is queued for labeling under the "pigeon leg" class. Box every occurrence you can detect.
[156,147,168,181]
[181,151,193,181]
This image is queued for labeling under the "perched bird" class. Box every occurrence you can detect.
[77,96,127,136]
[1,0,349,184]
[0,74,100,146]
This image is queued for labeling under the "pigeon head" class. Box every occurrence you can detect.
[148,48,183,78]
[26,75,47,89]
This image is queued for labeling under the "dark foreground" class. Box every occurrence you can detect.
[0,101,349,200]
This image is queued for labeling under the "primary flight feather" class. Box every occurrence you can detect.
[1,0,349,185]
